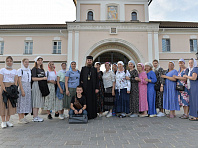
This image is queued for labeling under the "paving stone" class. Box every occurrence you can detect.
[90,137,105,141]
[143,139,161,143]
[139,143,157,148]
[136,132,151,136]
[65,141,82,145]
[104,130,117,134]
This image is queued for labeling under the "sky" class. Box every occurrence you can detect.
[0,0,198,24]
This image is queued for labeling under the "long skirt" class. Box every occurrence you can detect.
[17,82,32,114]
[55,97,63,111]
[0,83,16,116]
[103,87,115,111]
[147,85,157,115]
[64,87,76,109]
[32,81,44,108]
[44,83,56,110]
[155,91,163,110]
[115,88,130,114]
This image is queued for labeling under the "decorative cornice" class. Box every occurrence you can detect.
[66,22,159,32]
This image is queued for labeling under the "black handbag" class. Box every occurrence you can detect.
[176,85,185,91]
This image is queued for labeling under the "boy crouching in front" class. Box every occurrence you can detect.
[69,86,87,116]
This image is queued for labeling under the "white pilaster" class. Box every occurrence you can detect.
[76,2,81,21]
[144,3,149,22]
[100,3,106,21]
[75,31,79,68]
[67,31,73,65]
[154,32,159,60]
[120,3,125,22]
[148,32,153,62]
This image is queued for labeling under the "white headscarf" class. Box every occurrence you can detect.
[5,57,13,69]
[178,58,185,72]
[21,59,31,82]
[187,58,197,89]
[34,56,43,62]
[145,62,153,68]
[117,61,124,66]
[21,60,30,71]
[169,61,175,67]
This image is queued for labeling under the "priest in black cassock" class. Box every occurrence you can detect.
[80,56,99,119]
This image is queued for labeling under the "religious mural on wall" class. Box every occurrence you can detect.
[107,5,118,20]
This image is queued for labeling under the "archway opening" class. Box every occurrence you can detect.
[93,51,130,71]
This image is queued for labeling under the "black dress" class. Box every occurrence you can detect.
[96,71,104,113]
[80,66,99,119]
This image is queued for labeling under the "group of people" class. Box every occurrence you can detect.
[0,55,198,129]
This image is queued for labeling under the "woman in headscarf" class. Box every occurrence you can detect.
[56,62,67,119]
[173,59,189,119]
[44,61,57,119]
[137,63,148,117]
[113,61,131,118]
[0,56,18,128]
[183,58,198,121]
[153,59,165,117]
[17,58,32,124]
[65,61,80,115]
[161,61,179,118]
[94,62,105,117]
[145,62,157,117]
[126,60,139,117]
[102,62,115,118]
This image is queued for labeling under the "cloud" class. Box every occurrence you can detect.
[0,0,76,24]
[0,0,198,24]
[149,0,198,22]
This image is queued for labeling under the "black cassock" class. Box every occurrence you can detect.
[80,66,99,119]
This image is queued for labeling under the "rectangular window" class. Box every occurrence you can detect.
[0,41,4,55]
[190,39,197,52]
[24,41,33,54]
[53,41,61,54]
[162,39,170,52]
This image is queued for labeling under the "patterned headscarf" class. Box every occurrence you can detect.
[48,61,56,74]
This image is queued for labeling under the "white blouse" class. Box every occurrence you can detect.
[102,70,115,89]
[115,70,131,91]
[17,68,31,83]
[46,71,57,81]
[0,68,17,83]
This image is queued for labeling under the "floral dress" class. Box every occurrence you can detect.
[129,69,139,114]
[177,69,189,106]
[154,67,165,110]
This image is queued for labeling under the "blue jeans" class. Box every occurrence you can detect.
[69,109,88,115]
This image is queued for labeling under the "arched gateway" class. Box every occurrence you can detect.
[81,38,145,68]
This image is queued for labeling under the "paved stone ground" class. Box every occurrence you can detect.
[0,109,198,148]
